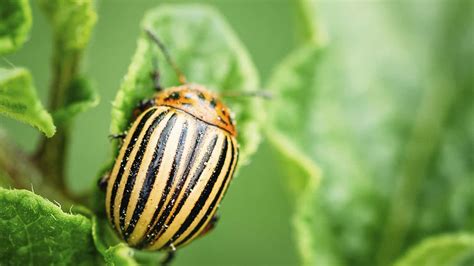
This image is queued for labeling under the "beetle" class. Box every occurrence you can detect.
[100,29,242,265]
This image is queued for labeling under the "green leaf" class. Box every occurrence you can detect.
[92,216,162,266]
[0,187,101,264]
[37,0,97,52]
[271,0,474,265]
[111,4,261,164]
[0,0,32,55]
[394,233,474,266]
[91,216,136,266]
[53,76,100,126]
[104,244,139,266]
[0,68,55,137]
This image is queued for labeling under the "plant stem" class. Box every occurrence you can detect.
[294,0,326,46]
[34,43,81,198]
[0,130,76,207]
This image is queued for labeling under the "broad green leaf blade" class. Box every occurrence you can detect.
[111,4,261,164]
[0,187,101,264]
[394,233,474,266]
[277,0,474,265]
[0,0,32,55]
[37,0,97,52]
[0,68,55,137]
[53,77,100,126]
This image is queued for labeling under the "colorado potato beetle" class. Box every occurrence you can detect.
[101,29,241,264]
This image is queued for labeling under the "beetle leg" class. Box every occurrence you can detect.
[97,173,109,192]
[108,132,127,148]
[161,244,176,266]
[199,213,220,238]
[108,133,127,140]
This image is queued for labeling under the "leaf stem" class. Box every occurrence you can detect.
[33,44,81,198]
[0,130,75,206]
[294,0,326,46]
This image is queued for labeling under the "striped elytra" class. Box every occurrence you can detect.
[105,84,239,251]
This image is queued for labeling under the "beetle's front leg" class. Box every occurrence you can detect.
[161,244,176,266]
[108,132,127,140]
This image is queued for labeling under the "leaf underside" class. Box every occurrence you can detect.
[0,68,56,137]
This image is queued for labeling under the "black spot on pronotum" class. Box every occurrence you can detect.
[210,98,217,108]
[198,92,206,100]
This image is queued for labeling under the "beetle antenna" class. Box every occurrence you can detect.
[145,28,187,84]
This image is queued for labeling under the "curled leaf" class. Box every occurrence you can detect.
[38,0,97,52]
[0,68,55,137]
[0,0,32,55]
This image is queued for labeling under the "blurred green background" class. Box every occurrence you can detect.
[1,0,300,265]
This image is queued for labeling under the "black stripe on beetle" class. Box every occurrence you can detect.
[175,138,238,247]
[135,120,189,243]
[138,122,208,248]
[152,133,219,243]
[119,111,171,232]
[123,113,178,240]
[166,137,229,245]
[108,108,157,228]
